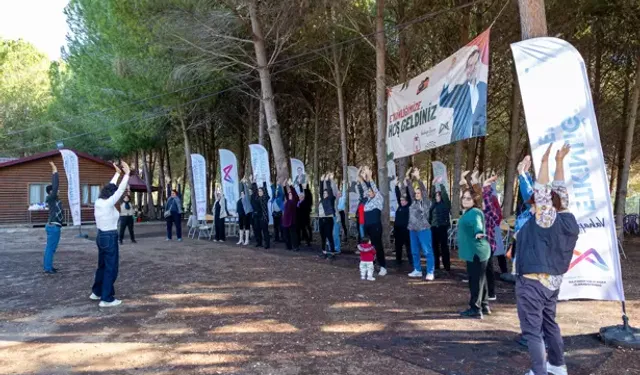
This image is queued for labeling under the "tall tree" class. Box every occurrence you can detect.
[375,0,390,236]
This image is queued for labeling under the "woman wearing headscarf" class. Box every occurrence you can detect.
[90,161,130,308]
[119,194,136,245]
[165,189,183,241]
[282,180,300,251]
[213,191,229,242]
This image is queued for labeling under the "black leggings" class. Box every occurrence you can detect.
[283,224,299,250]
[214,217,226,241]
[319,217,335,252]
[365,222,386,268]
[467,255,489,311]
[431,225,451,271]
[339,210,348,237]
[119,216,135,242]
[239,213,251,230]
[394,225,411,264]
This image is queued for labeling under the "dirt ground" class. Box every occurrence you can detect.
[1,223,639,375]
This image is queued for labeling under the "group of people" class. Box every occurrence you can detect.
[40,143,579,375]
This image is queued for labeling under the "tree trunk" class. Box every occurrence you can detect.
[502,71,522,217]
[501,0,548,216]
[367,81,378,172]
[165,139,172,188]
[375,0,390,242]
[395,0,410,179]
[258,97,266,146]
[159,146,166,209]
[332,45,349,198]
[313,94,320,184]
[614,57,640,237]
[142,150,154,218]
[614,58,633,206]
[249,0,289,181]
[180,116,196,216]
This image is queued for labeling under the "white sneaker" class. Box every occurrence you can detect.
[89,293,100,301]
[425,273,435,281]
[98,299,122,307]
[547,362,568,375]
[488,295,497,301]
[523,371,534,375]
[367,276,376,281]
[408,270,422,278]
[378,267,387,276]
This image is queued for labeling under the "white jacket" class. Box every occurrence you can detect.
[213,196,228,219]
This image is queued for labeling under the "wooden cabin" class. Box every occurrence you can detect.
[0,149,116,226]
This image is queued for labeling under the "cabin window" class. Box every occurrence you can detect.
[29,183,48,205]
[82,184,102,205]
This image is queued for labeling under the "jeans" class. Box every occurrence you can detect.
[119,216,135,242]
[431,225,450,271]
[166,212,182,239]
[410,229,434,274]
[43,224,61,271]
[467,255,489,311]
[92,230,119,302]
[272,213,282,241]
[359,224,365,239]
[319,217,335,252]
[255,219,270,248]
[517,276,565,375]
[214,217,226,241]
[333,217,341,253]
[365,222,385,268]
[394,225,411,265]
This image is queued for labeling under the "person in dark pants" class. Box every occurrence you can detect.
[239,179,254,245]
[282,181,300,251]
[457,172,492,319]
[119,194,136,244]
[318,173,337,255]
[91,162,131,308]
[358,166,387,276]
[481,176,502,300]
[394,178,411,267]
[296,183,313,247]
[429,177,451,271]
[251,178,271,249]
[44,161,63,274]
[213,192,228,242]
[337,185,348,238]
[165,190,183,241]
[516,144,578,375]
[271,184,284,242]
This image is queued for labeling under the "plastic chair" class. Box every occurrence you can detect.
[187,215,197,238]
[197,218,212,240]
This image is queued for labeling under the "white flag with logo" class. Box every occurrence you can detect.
[431,161,450,195]
[190,154,207,220]
[249,144,273,224]
[59,149,81,226]
[219,149,239,216]
[512,37,624,301]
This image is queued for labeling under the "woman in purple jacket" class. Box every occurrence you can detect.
[282,179,300,251]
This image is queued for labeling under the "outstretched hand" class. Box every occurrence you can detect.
[411,167,420,180]
[460,170,471,187]
[542,143,553,162]
[112,162,122,175]
[470,171,481,185]
[49,161,57,173]
[121,161,131,175]
[483,174,498,187]
[555,143,571,162]
[517,155,531,175]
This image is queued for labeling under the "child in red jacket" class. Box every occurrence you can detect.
[358,237,376,281]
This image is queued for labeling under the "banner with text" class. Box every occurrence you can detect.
[512,37,624,301]
[347,166,359,215]
[291,158,306,187]
[190,154,207,220]
[249,144,273,224]
[386,29,490,160]
[431,161,450,195]
[59,149,81,226]
[219,149,240,216]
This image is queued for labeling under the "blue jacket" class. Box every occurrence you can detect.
[439,80,487,142]
[515,173,534,233]
[271,184,284,211]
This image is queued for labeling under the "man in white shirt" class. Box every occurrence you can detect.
[90,162,130,308]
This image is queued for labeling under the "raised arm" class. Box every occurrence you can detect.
[405,185,412,206]
[553,143,571,210]
[440,184,450,209]
[417,179,428,200]
[482,184,500,230]
[106,162,131,206]
[262,181,269,200]
[49,162,59,196]
[395,184,402,205]
[533,145,557,226]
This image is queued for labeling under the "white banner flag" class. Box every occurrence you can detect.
[190,154,207,220]
[512,37,624,301]
[386,29,490,160]
[388,160,397,219]
[249,144,273,224]
[347,166,360,215]
[291,158,306,186]
[219,149,239,216]
[59,149,81,226]
[431,161,450,195]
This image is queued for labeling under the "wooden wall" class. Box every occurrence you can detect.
[0,155,115,225]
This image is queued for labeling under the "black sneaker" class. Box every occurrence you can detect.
[44,269,57,275]
[131,240,137,243]
[460,308,483,319]
[482,306,492,315]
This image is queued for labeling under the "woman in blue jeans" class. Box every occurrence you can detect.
[165,190,183,241]
[406,168,435,281]
[90,161,130,307]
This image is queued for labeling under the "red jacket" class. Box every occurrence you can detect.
[357,203,365,225]
[358,243,376,262]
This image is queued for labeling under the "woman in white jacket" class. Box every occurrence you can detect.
[90,161,130,308]
[213,191,229,242]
